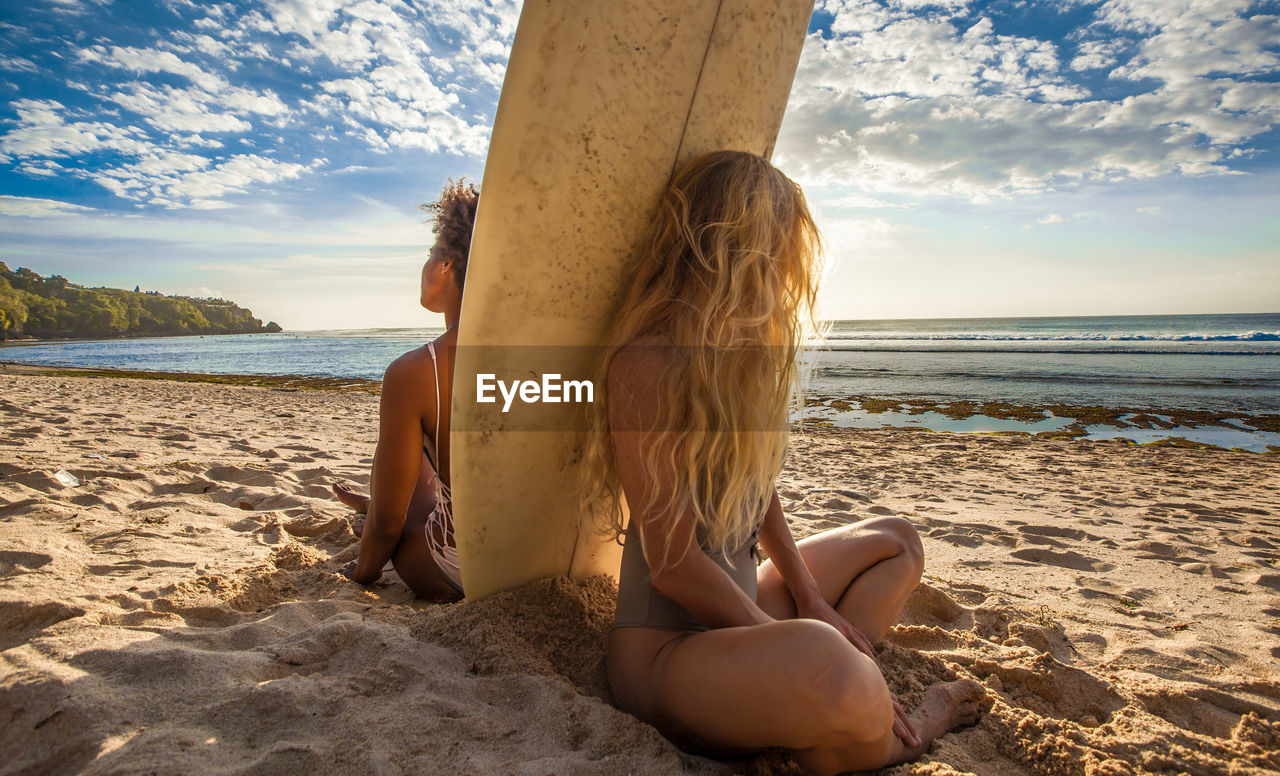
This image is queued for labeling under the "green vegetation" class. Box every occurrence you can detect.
[0,262,282,340]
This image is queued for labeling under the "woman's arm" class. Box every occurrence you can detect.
[350,352,432,583]
[758,485,873,648]
[609,344,773,629]
[757,488,824,609]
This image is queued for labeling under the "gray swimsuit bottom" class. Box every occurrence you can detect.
[613,518,762,632]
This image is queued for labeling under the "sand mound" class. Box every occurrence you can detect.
[412,575,618,699]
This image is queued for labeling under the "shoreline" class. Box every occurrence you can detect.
[0,360,380,394]
[4,360,1275,453]
[0,330,284,347]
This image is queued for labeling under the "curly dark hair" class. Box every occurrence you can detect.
[421,178,479,290]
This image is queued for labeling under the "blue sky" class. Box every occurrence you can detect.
[1,0,1277,330]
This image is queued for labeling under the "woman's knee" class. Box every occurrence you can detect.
[785,621,894,743]
[863,515,924,577]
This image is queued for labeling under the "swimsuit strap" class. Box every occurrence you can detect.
[427,342,441,461]
[427,342,452,501]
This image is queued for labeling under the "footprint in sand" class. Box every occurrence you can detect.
[899,581,969,628]
[1017,524,1103,542]
[1133,683,1280,739]
[1251,573,1280,590]
[927,527,985,548]
[0,600,86,651]
[1011,548,1115,572]
[1221,532,1276,550]
[204,466,284,488]
[0,550,54,577]
[87,559,197,576]
[975,653,1126,725]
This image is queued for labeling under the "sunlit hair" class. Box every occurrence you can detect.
[422,178,479,289]
[579,150,825,568]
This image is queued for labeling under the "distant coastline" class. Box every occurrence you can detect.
[0,262,281,341]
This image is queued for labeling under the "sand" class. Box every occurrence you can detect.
[1,367,1278,775]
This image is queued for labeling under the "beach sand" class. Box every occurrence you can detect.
[2,368,1278,775]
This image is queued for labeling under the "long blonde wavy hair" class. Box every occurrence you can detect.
[578,150,824,566]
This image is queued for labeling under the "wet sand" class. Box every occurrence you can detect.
[2,369,1277,775]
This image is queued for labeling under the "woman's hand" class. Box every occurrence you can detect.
[795,595,921,749]
[342,559,381,586]
[797,595,876,659]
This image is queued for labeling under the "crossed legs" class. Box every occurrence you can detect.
[608,516,983,775]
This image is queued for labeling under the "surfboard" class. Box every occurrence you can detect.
[451,0,815,599]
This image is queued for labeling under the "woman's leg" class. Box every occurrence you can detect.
[332,482,370,516]
[747,516,985,772]
[756,515,924,641]
[338,453,459,600]
[639,620,894,763]
[621,619,982,775]
[389,453,462,601]
[390,506,463,601]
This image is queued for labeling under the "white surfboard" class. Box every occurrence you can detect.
[452,0,814,599]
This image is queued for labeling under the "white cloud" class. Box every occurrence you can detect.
[0,54,38,73]
[3,0,518,212]
[0,195,94,218]
[826,192,914,209]
[254,0,511,155]
[1038,213,1065,225]
[78,44,227,92]
[777,1,1280,201]
[0,99,152,161]
[1070,39,1123,71]
[184,286,225,299]
[106,85,252,134]
[91,153,311,209]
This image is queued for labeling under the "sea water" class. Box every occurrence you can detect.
[4,313,1278,447]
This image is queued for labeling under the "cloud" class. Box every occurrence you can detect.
[826,192,914,209]
[0,99,152,161]
[1038,213,1065,225]
[78,44,227,92]
[1069,40,1123,71]
[106,85,253,134]
[183,286,225,299]
[92,153,312,209]
[1,0,518,214]
[0,54,38,73]
[0,195,94,217]
[266,0,513,156]
[102,82,289,135]
[777,0,1280,201]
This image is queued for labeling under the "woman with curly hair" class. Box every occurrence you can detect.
[579,151,984,774]
[334,179,478,601]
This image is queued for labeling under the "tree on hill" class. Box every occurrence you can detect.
[0,262,284,340]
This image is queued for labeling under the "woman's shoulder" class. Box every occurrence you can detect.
[382,345,438,394]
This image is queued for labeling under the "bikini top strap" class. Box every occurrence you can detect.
[427,343,442,455]
[427,342,442,472]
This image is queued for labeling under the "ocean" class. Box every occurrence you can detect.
[4,313,1278,450]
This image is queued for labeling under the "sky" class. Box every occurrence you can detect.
[0,0,1277,330]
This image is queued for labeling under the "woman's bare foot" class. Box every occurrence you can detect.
[333,482,370,514]
[894,679,986,763]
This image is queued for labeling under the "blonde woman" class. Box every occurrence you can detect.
[580,151,984,774]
